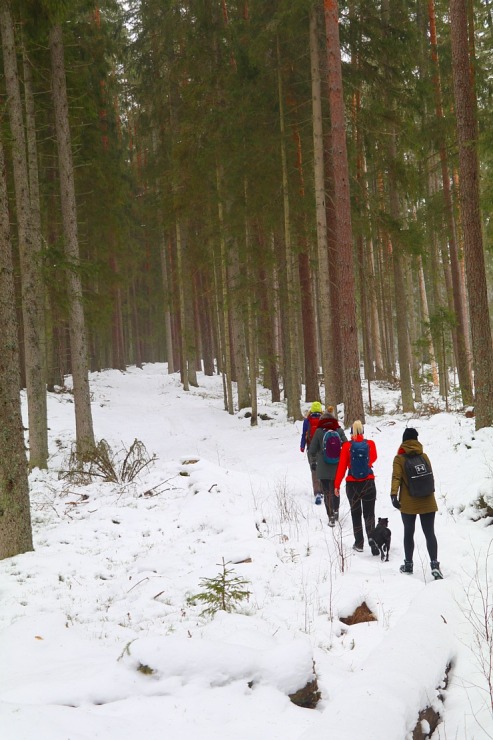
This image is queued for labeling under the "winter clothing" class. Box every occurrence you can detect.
[431,561,443,580]
[402,427,419,441]
[310,401,323,413]
[308,414,347,481]
[390,439,437,515]
[334,430,378,551]
[400,560,413,574]
[300,410,323,496]
[391,434,441,578]
[300,412,322,452]
[347,479,377,550]
[401,512,438,561]
[308,413,347,521]
[334,435,377,489]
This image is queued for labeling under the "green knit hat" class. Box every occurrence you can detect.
[310,402,322,413]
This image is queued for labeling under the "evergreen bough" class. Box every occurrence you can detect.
[188,559,251,617]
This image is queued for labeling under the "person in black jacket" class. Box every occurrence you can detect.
[309,407,347,526]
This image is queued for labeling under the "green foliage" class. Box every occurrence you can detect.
[187,559,251,617]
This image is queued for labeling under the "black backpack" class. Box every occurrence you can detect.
[404,454,435,497]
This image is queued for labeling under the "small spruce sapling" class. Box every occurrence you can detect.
[188,558,251,617]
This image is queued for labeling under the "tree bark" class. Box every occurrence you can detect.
[450,0,493,428]
[309,6,332,399]
[0,2,48,469]
[160,238,175,374]
[0,135,33,559]
[216,164,234,413]
[50,22,95,454]
[324,0,364,425]
[428,0,473,405]
[417,256,439,386]
[175,220,190,390]
[229,240,251,409]
[277,38,302,421]
[291,116,319,403]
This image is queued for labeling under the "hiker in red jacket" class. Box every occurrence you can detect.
[334,420,377,552]
[300,402,323,503]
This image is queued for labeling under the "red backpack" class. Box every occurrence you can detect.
[306,413,322,445]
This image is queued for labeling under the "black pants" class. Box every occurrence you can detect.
[320,479,339,519]
[401,512,438,562]
[346,479,376,549]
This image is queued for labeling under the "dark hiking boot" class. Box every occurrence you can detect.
[352,543,363,552]
[328,516,335,527]
[430,561,443,580]
[399,560,413,574]
[315,494,322,505]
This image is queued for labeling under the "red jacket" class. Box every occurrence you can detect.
[334,435,377,489]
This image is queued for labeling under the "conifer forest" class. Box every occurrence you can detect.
[1,0,493,555]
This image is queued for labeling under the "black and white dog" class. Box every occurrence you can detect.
[368,517,391,562]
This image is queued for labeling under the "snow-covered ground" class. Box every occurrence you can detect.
[1,364,492,739]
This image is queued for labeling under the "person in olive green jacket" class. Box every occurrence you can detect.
[390,428,443,579]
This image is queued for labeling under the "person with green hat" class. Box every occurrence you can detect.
[300,401,323,504]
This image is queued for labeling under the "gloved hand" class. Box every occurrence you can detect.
[300,447,305,453]
[310,463,317,471]
[391,495,401,510]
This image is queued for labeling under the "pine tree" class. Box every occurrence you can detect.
[0,0,48,469]
[449,0,493,429]
[0,134,33,559]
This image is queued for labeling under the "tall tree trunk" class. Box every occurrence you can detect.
[160,237,175,374]
[324,0,364,425]
[417,256,439,386]
[388,153,415,412]
[368,237,384,379]
[50,23,95,454]
[245,200,258,426]
[216,164,234,413]
[450,0,493,428]
[175,220,190,390]
[277,38,302,421]
[129,279,143,369]
[0,135,33,559]
[109,255,126,371]
[184,257,199,388]
[0,2,48,469]
[197,270,215,376]
[258,242,281,403]
[229,240,251,409]
[405,262,422,403]
[291,116,319,402]
[428,0,473,405]
[309,5,332,399]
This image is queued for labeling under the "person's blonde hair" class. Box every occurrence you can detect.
[352,420,364,435]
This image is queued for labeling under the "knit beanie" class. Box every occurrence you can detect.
[402,427,418,441]
[310,402,322,413]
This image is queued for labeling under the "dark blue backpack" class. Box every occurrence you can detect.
[322,429,342,464]
[349,440,371,479]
